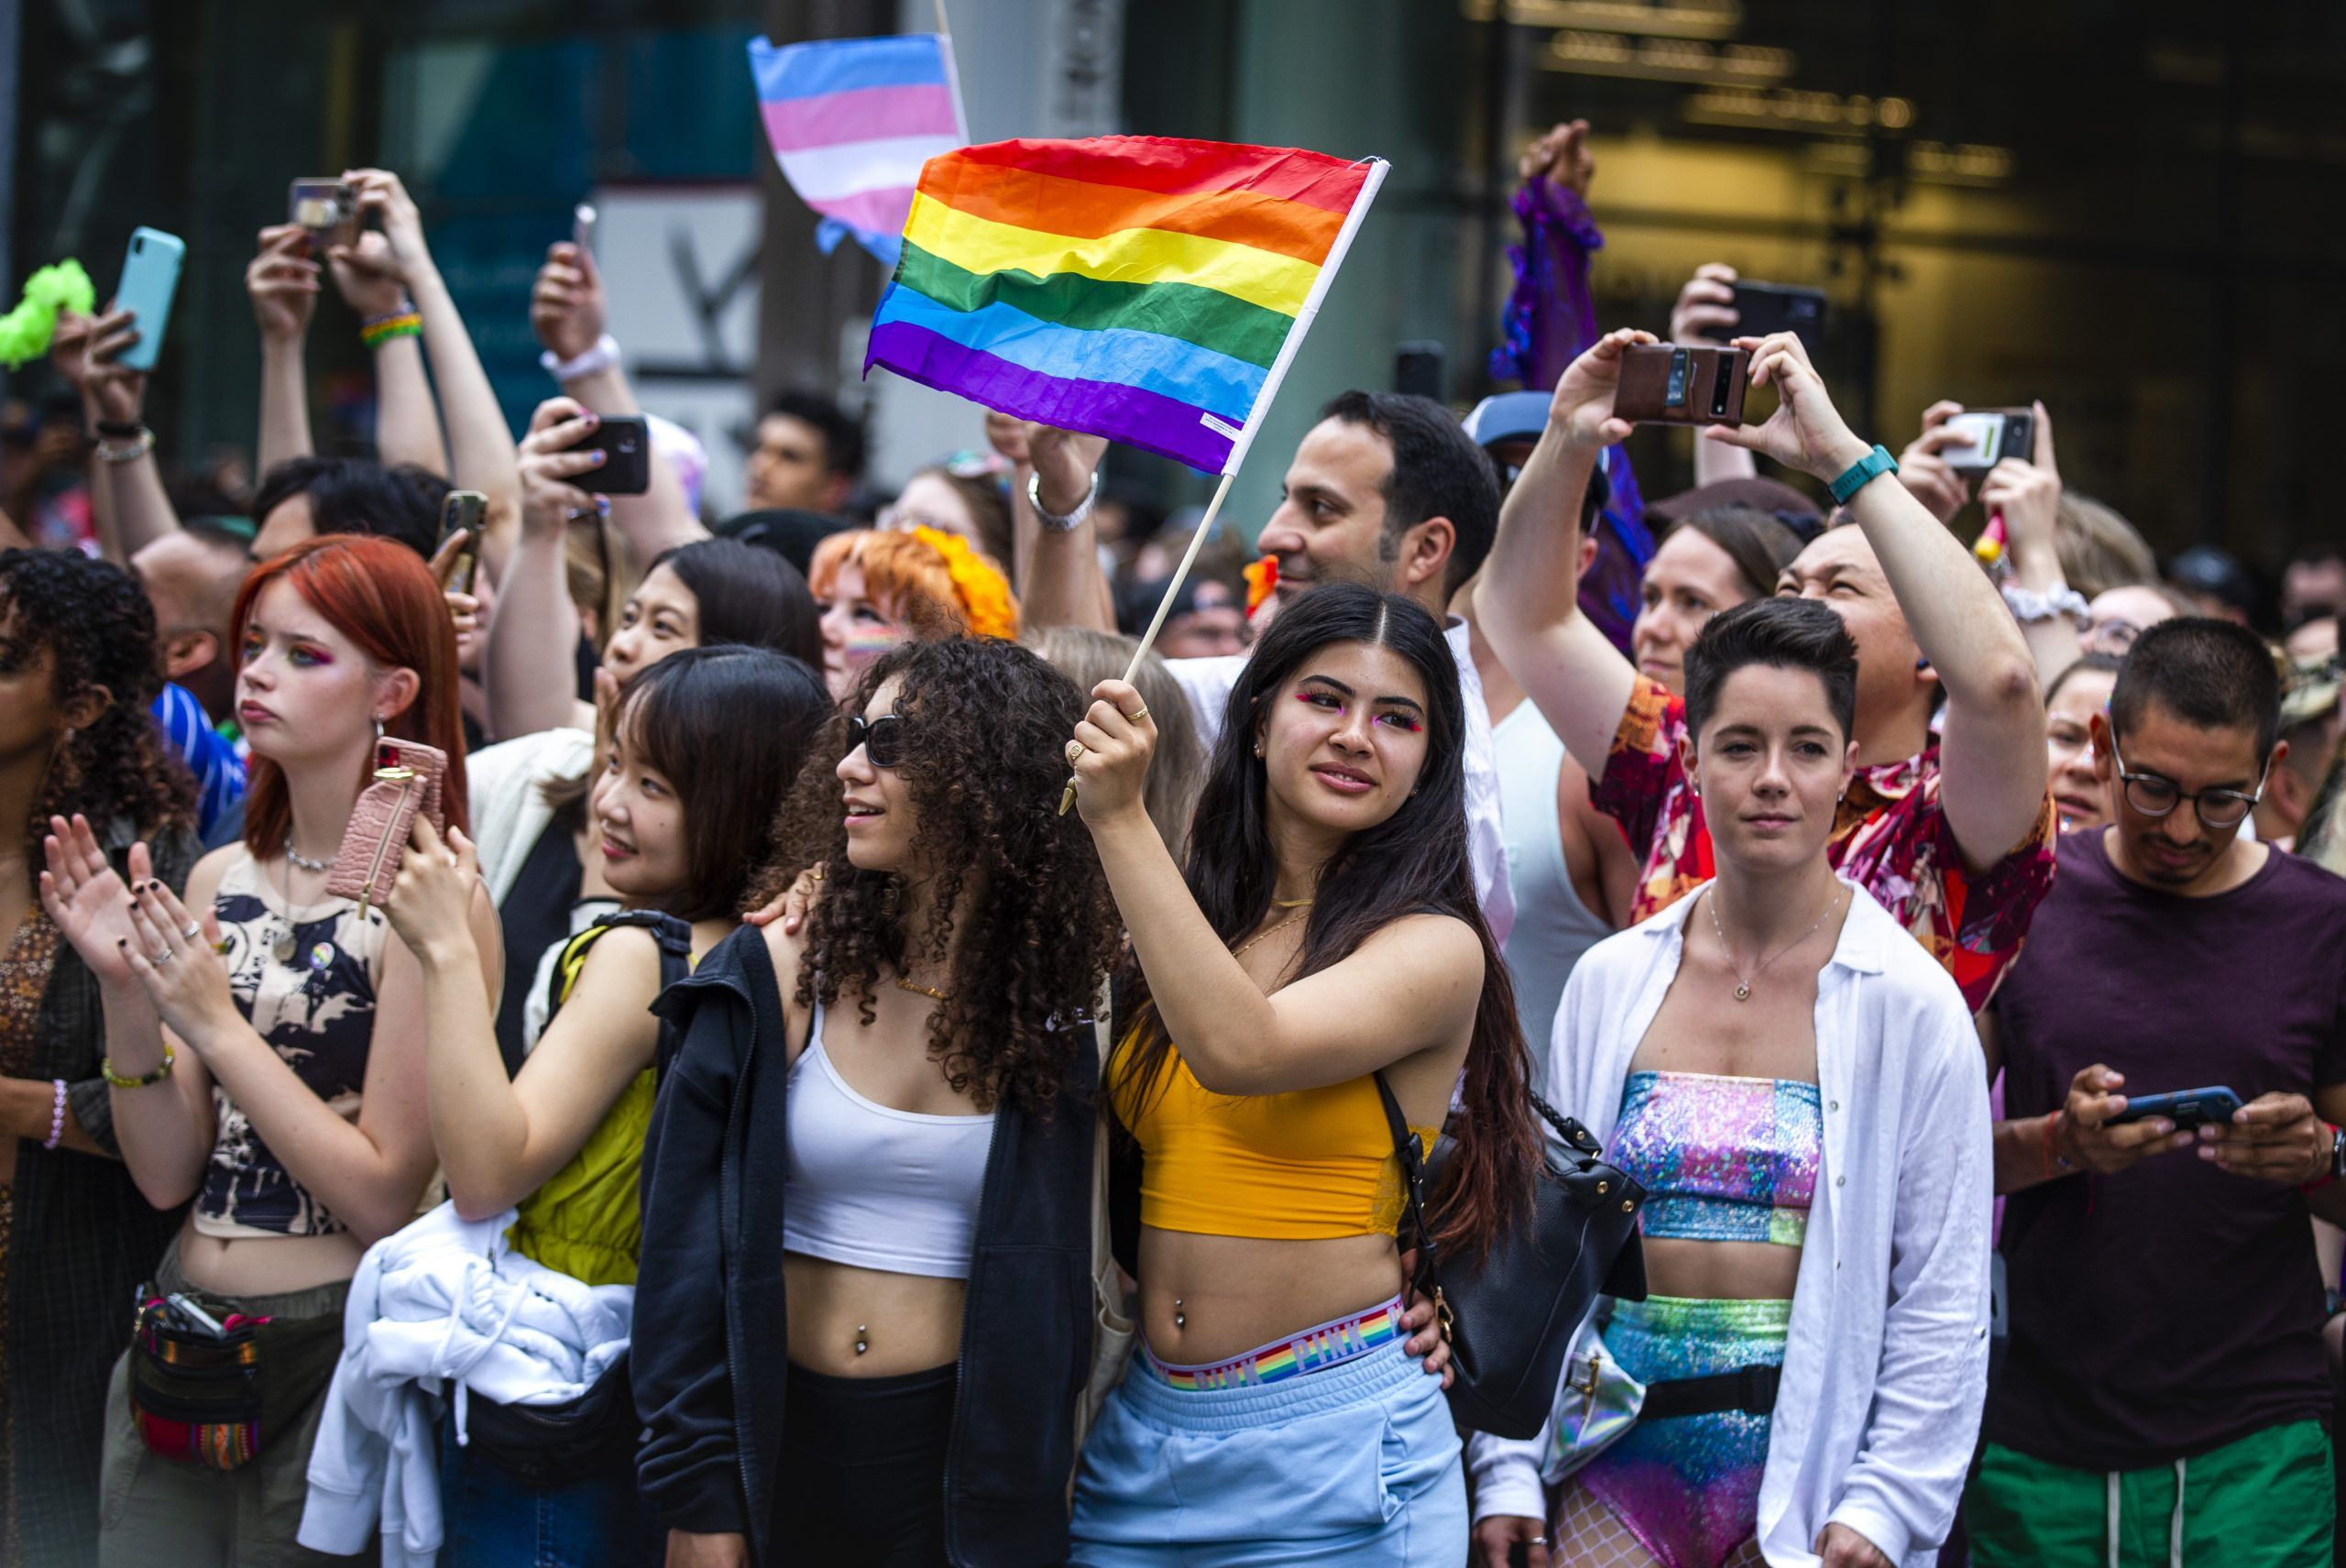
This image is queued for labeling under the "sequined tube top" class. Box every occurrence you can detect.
[1611,1070,1822,1247]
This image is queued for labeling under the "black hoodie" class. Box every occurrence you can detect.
[632,924,1097,1567]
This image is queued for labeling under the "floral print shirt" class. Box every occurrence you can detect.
[1593,675,2058,1011]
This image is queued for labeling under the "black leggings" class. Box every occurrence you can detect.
[776,1360,957,1566]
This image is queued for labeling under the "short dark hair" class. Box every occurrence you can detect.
[647,537,822,671]
[251,456,450,560]
[1319,390,1500,593]
[769,390,865,479]
[1669,506,1806,602]
[1684,598,1859,742]
[618,646,830,923]
[2110,616,2283,756]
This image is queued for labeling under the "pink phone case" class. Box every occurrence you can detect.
[324,741,448,914]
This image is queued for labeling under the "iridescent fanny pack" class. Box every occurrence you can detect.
[1544,1317,1643,1482]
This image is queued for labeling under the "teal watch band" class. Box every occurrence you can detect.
[1827,444,1898,506]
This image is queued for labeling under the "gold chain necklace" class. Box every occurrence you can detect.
[1233,899,1313,962]
[893,976,949,1003]
[1706,883,1846,1002]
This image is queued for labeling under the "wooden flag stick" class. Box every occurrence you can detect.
[1058,468,1239,816]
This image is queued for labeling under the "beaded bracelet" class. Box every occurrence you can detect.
[43,1079,66,1150]
[102,1040,174,1089]
[361,310,422,350]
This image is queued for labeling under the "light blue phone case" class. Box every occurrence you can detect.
[115,227,186,373]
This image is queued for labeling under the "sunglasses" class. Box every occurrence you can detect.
[844,714,907,769]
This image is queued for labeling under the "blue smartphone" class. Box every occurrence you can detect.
[2108,1085,2242,1129]
[115,226,186,373]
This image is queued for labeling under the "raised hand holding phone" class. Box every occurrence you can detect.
[1706,332,1869,481]
[113,227,185,373]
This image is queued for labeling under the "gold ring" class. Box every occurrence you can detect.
[1125,704,1149,722]
[1065,739,1087,766]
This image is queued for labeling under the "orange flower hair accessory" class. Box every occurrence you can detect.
[912,525,1020,640]
[1243,555,1278,617]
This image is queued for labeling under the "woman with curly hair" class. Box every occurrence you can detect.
[39,533,501,1566]
[634,635,1119,1568]
[809,527,1020,702]
[1062,581,1540,1566]
[0,548,198,1564]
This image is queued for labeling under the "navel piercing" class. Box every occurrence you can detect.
[854,1324,869,1355]
[1173,1298,1186,1329]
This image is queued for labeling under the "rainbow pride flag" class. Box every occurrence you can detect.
[865,137,1388,474]
[749,33,966,265]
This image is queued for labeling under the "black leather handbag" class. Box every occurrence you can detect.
[1376,1073,1648,1440]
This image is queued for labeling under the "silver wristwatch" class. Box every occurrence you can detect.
[1027,467,1102,533]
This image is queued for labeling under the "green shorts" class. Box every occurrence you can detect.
[1967,1420,2333,1568]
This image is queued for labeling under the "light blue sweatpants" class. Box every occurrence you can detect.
[1069,1338,1467,1566]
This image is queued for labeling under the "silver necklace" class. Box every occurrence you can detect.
[1706,882,1846,1002]
[283,835,332,874]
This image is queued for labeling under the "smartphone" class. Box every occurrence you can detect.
[115,227,186,374]
[437,490,488,596]
[1616,343,1749,426]
[2107,1086,2243,1130]
[1724,280,1827,345]
[1394,341,1444,401]
[1941,407,2036,477]
[289,178,357,248]
[577,414,651,495]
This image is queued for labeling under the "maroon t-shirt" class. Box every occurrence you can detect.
[1989,830,2346,1470]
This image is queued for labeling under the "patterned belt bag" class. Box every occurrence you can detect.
[126,1288,341,1469]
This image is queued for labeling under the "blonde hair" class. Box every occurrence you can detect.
[1022,625,1202,863]
[2055,492,2157,601]
[808,527,1019,640]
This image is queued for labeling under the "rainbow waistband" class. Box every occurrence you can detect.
[1143,1295,1405,1392]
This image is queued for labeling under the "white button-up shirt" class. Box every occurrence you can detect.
[1469,880,1991,1567]
[1165,617,1515,943]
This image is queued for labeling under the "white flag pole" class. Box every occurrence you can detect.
[1058,158,1390,816]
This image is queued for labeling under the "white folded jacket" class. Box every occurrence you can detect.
[297,1201,634,1568]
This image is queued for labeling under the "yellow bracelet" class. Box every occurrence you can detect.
[102,1041,174,1089]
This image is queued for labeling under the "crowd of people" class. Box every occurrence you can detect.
[0,118,2341,1568]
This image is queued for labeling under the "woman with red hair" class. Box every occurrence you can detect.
[40,533,501,1566]
[809,526,1020,702]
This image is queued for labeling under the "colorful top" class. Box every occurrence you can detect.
[506,912,691,1287]
[196,849,387,1238]
[1594,675,2058,1011]
[1611,1070,1822,1248]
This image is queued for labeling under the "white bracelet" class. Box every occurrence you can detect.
[1027,466,1102,533]
[541,333,621,383]
[2001,582,2088,627]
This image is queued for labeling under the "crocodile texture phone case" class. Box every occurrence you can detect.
[324,740,448,916]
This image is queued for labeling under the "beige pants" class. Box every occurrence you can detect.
[94,1246,361,1568]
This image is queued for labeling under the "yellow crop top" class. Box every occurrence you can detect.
[1112,1028,1440,1242]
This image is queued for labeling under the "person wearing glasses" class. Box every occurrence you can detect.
[1970,618,2346,1568]
[631,637,1123,1568]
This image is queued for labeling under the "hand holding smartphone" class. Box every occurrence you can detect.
[114,228,186,374]
[289,179,359,249]
[435,491,488,596]
[575,414,651,496]
[1939,407,2036,477]
[2106,1086,2243,1130]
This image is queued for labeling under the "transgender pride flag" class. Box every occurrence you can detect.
[749,33,968,266]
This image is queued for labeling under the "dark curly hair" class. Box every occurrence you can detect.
[0,549,198,859]
[759,637,1120,1114]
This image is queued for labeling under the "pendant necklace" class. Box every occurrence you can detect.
[893,976,949,1003]
[278,840,336,970]
[1707,883,1846,1002]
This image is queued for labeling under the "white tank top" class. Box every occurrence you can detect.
[1491,700,1612,1086]
[783,1001,997,1279]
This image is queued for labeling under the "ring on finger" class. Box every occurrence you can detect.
[1124,704,1149,722]
[180,921,203,943]
[1065,740,1087,766]
[151,948,175,965]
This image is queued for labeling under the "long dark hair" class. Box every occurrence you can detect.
[616,647,829,923]
[0,549,197,858]
[1114,582,1537,1257]
[651,537,822,670]
[762,636,1120,1114]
